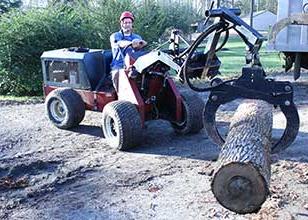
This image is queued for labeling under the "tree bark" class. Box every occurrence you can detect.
[211,99,273,214]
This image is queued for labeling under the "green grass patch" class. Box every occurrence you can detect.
[173,35,283,78]
[216,36,283,76]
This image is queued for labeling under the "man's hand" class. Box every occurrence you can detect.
[132,39,147,50]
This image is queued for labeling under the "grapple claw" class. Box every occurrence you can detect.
[203,98,224,146]
[203,78,300,153]
[272,103,300,153]
[204,95,300,153]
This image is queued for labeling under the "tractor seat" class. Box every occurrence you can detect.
[94,50,113,91]
[102,50,113,76]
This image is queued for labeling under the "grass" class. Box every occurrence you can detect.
[172,35,283,78]
[213,36,283,76]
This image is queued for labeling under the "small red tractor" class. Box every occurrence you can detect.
[41,44,205,150]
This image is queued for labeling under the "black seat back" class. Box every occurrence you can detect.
[84,51,104,90]
[93,50,113,91]
[102,50,113,76]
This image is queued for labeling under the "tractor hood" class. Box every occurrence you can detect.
[133,51,181,73]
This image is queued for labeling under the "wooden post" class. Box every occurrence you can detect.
[211,100,273,214]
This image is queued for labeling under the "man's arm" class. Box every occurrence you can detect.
[110,33,147,50]
[110,33,133,49]
[118,40,134,48]
[113,39,146,50]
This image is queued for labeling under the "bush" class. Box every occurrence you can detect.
[0,1,135,95]
[0,1,200,96]
[76,0,133,48]
[0,0,22,14]
[0,6,93,95]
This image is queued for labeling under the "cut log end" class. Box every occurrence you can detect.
[211,162,268,214]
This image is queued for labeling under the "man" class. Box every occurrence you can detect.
[110,11,147,92]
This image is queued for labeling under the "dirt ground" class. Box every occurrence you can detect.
[0,73,308,220]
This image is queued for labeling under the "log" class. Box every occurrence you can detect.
[211,99,273,214]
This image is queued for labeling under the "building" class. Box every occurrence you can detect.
[242,10,277,32]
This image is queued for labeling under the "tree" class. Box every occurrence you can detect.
[233,0,277,15]
[266,0,277,14]
[0,0,22,14]
[48,0,89,7]
[234,0,251,15]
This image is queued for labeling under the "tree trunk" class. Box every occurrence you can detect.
[211,99,273,214]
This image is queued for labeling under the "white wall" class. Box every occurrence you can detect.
[243,11,277,31]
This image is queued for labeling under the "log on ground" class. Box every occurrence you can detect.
[211,99,273,214]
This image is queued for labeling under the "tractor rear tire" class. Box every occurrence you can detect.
[101,101,142,150]
[45,88,85,129]
[171,92,204,134]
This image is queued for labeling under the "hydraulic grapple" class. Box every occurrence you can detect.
[174,4,299,153]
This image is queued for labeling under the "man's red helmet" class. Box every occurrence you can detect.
[120,11,134,22]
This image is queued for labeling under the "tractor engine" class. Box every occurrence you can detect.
[136,61,171,120]
[137,61,169,97]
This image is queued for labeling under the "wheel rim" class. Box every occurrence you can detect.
[103,114,119,140]
[50,98,67,122]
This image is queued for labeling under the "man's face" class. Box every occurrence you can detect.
[121,18,133,34]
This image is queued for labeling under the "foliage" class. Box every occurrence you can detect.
[265,0,278,14]
[0,6,92,95]
[0,0,199,96]
[76,0,133,48]
[134,2,166,44]
[0,0,22,14]
[160,3,199,33]
[234,0,278,15]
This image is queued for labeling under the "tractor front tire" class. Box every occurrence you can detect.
[45,88,85,129]
[101,101,142,150]
[171,92,204,134]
